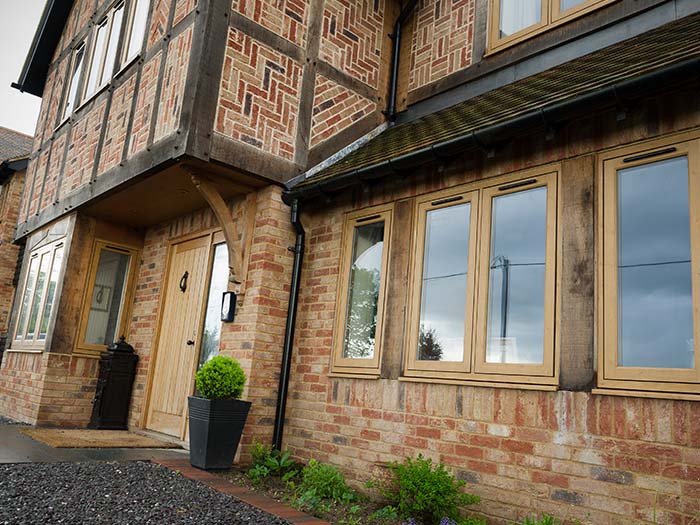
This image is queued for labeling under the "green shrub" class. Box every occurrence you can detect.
[248,440,299,482]
[195,356,246,400]
[300,459,355,502]
[383,454,480,524]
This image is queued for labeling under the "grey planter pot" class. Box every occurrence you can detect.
[187,396,251,470]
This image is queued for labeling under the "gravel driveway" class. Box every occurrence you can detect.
[0,461,292,524]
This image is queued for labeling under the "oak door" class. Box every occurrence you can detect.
[146,235,212,438]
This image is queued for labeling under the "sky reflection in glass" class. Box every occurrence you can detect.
[486,186,547,364]
[617,156,694,368]
[418,203,471,362]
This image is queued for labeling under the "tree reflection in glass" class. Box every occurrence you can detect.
[617,156,694,368]
[343,222,384,359]
[417,203,471,362]
[486,186,547,364]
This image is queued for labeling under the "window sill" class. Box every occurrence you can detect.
[328,372,381,380]
[399,376,558,391]
[116,54,140,78]
[53,116,70,134]
[592,388,700,402]
[5,347,44,354]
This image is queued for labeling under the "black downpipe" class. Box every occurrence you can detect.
[273,199,305,451]
[387,0,420,121]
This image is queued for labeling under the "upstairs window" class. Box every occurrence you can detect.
[12,240,65,350]
[62,42,86,121]
[331,204,393,376]
[489,0,617,52]
[84,3,125,100]
[599,138,700,395]
[122,0,149,64]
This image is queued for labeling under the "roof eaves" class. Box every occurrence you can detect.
[12,0,75,97]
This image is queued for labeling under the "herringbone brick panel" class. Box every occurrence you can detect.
[320,0,385,88]
[216,28,303,161]
[310,75,377,148]
[233,0,309,48]
[409,0,474,91]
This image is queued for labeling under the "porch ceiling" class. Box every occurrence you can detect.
[82,162,264,228]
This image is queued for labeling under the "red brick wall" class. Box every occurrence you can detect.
[215,28,303,161]
[283,92,700,523]
[409,0,475,92]
[61,102,107,199]
[154,27,193,142]
[0,169,25,337]
[319,0,386,89]
[98,74,138,175]
[0,352,45,424]
[129,53,162,156]
[232,0,310,47]
[310,75,378,148]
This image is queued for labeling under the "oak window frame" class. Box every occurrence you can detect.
[597,136,700,396]
[487,0,618,54]
[331,204,393,377]
[121,0,149,66]
[74,240,140,356]
[11,239,66,351]
[60,41,87,123]
[83,2,126,102]
[404,168,560,386]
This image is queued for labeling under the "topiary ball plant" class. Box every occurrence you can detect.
[195,356,246,400]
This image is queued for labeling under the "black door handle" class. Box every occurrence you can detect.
[186,340,195,346]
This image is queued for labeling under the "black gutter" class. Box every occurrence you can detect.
[287,55,700,201]
[386,0,420,121]
[273,199,305,451]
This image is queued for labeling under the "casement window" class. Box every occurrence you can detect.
[12,240,66,349]
[76,241,138,354]
[122,0,149,65]
[331,204,393,376]
[62,43,86,121]
[84,3,125,100]
[599,138,700,395]
[489,0,616,52]
[406,170,558,385]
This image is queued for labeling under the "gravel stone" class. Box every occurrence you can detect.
[0,461,293,524]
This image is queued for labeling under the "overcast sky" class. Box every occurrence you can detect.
[0,1,46,136]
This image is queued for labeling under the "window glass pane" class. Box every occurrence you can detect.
[39,246,64,340]
[63,44,85,119]
[101,5,124,84]
[418,203,470,362]
[85,21,108,98]
[26,254,51,340]
[85,249,131,346]
[560,0,586,11]
[15,257,39,340]
[343,222,384,359]
[125,0,149,61]
[499,0,541,38]
[198,244,229,370]
[486,186,547,364]
[617,156,694,368]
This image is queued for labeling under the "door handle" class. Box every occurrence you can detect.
[186,340,195,346]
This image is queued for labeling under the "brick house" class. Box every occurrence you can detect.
[0,128,31,363]
[2,0,700,522]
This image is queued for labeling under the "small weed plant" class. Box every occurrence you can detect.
[292,459,357,515]
[247,441,299,484]
[382,454,480,525]
[518,516,561,525]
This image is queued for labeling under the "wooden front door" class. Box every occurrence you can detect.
[146,235,212,438]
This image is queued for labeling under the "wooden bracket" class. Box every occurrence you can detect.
[186,168,244,291]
